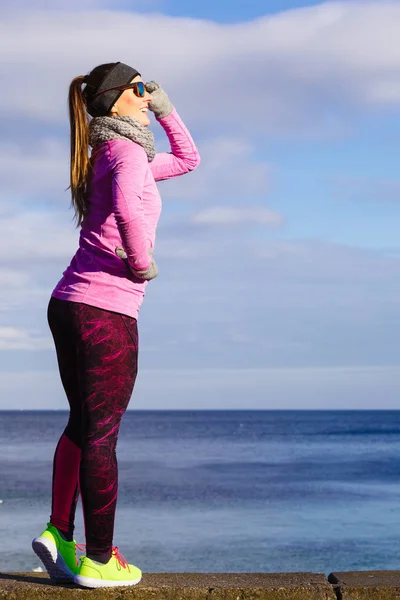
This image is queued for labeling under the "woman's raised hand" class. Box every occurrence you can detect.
[145,81,174,119]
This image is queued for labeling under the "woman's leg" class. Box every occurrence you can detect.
[48,297,83,540]
[75,303,138,562]
[48,297,138,559]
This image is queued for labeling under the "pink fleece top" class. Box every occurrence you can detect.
[52,109,200,319]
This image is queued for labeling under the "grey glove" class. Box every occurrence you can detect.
[115,246,158,281]
[145,81,174,119]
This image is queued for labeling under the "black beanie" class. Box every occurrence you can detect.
[84,62,140,117]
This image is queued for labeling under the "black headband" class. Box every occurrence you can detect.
[84,62,140,117]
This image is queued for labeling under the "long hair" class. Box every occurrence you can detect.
[68,63,120,226]
[68,75,90,227]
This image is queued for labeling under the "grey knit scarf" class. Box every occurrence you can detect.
[89,115,156,161]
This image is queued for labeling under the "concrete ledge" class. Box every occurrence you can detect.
[328,570,400,599]
[5,571,400,599]
[0,572,335,599]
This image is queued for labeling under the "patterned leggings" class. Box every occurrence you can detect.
[47,296,138,559]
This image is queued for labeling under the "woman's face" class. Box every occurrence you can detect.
[112,75,153,126]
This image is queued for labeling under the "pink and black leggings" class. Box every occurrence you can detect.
[47,296,138,561]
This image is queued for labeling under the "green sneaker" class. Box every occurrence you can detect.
[74,547,142,588]
[32,523,81,582]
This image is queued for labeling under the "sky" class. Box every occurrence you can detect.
[0,0,399,409]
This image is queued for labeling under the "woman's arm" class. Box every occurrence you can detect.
[150,108,201,182]
[145,81,200,182]
[109,139,153,272]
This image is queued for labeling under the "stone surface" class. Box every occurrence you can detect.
[328,570,400,599]
[0,572,336,599]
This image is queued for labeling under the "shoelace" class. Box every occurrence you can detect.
[72,542,130,571]
[75,543,86,566]
[112,546,131,572]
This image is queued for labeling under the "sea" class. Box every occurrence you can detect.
[1,409,400,575]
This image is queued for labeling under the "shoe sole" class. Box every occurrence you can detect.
[32,536,75,582]
[74,573,142,589]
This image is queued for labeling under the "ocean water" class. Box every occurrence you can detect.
[1,409,400,575]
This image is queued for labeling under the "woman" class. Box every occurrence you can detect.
[31,61,200,589]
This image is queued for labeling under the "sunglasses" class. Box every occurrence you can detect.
[93,81,146,98]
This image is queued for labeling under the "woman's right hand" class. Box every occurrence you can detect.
[145,81,174,119]
[115,247,158,281]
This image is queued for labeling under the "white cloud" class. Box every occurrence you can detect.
[191,206,283,226]
[158,136,271,201]
[0,211,78,262]
[0,327,52,350]
[0,269,30,288]
[367,81,400,103]
[0,140,68,200]
[1,2,400,133]
[0,267,51,312]
[0,0,160,11]
[0,209,78,310]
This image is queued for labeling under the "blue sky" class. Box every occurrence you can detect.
[0,0,399,409]
[143,0,327,21]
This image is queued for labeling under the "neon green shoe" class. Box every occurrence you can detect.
[32,523,82,582]
[74,547,142,588]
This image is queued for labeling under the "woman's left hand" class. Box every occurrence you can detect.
[145,81,174,119]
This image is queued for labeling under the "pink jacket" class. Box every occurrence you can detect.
[52,109,200,319]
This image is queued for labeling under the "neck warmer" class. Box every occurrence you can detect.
[89,116,156,161]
